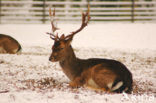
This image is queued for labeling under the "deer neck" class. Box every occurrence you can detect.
[59,45,80,81]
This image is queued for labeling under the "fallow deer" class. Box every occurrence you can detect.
[47,6,133,93]
[0,34,22,54]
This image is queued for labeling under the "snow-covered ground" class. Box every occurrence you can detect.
[0,23,156,103]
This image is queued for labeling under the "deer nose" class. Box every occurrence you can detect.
[49,55,56,61]
[49,57,52,61]
[49,56,53,61]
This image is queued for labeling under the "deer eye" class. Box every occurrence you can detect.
[55,47,63,51]
[59,47,64,50]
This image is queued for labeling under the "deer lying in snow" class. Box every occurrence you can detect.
[0,34,22,54]
[47,6,133,93]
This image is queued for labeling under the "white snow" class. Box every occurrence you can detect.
[0,23,156,103]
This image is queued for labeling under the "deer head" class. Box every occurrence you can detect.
[48,5,90,62]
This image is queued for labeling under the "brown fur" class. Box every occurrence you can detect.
[49,39,133,93]
[48,6,132,93]
[0,34,21,54]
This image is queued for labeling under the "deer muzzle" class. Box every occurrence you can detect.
[49,53,58,62]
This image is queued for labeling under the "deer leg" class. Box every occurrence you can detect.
[4,43,18,54]
[69,77,84,88]
[89,64,119,92]
[85,85,110,93]
[0,46,7,53]
[85,77,110,92]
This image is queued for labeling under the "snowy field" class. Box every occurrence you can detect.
[0,23,156,103]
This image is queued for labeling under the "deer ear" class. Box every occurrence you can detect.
[65,37,73,46]
[60,34,65,40]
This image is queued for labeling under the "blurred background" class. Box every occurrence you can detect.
[0,0,156,24]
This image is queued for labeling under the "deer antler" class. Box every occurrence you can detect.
[65,5,90,40]
[47,5,90,41]
[47,7,59,41]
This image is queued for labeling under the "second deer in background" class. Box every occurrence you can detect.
[47,5,133,93]
[0,34,22,54]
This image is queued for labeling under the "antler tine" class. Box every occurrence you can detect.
[46,32,58,40]
[48,7,59,40]
[65,4,90,40]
